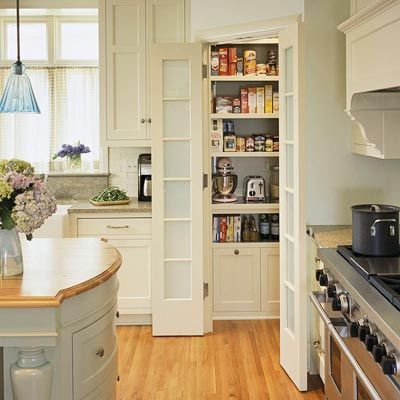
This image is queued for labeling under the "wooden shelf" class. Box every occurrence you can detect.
[211,151,279,158]
[211,241,279,249]
[211,201,279,214]
[210,75,279,82]
[210,113,279,119]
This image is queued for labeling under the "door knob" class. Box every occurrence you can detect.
[140,118,146,123]
[147,118,152,123]
[234,249,239,255]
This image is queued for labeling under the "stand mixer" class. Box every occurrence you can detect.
[212,157,238,203]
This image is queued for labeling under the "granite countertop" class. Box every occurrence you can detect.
[0,239,121,308]
[58,198,152,214]
[307,225,352,248]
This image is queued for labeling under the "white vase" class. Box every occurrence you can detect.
[10,347,53,400]
[0,228,23,277]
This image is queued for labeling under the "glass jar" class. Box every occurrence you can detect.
[271,214,279,240]
[265,136,273,152]
[0,228,23,277]
[270,166,279,200]
[259,214,270,240]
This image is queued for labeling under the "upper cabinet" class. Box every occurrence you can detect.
[99,0,187,147]
[338,0,400,159]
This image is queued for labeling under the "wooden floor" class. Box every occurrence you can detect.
[116,320,324,400]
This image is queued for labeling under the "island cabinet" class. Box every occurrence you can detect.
[0,239,121,400]
[99,0,187,147]
[70,213,152,325]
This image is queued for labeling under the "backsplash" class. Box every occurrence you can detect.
[109,147,151,197]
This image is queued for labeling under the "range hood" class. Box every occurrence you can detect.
[338,0,400,158]
[348,91,400,159]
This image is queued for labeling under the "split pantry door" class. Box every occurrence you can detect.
[150,24,308,392]
[151,43,204,335]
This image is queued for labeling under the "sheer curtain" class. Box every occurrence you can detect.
[0,66,99,172]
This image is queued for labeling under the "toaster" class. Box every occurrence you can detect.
[243,176,266,202]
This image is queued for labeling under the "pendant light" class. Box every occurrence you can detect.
[0,0,40,113]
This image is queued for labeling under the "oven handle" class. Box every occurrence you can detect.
[309,291,382,400]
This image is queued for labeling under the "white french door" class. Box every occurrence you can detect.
[279,22,308,390]
[150,43,204,336]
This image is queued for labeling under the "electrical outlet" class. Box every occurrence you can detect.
[125,160,137,172]
[262,159,269,171]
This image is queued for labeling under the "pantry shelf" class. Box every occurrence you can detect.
[210,113,279,119]
[211,201,279,214]
[210,75,279,82]
[211,241,280,249]
[211,152,279,158]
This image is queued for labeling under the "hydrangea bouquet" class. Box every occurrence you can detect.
[53,142,91,171]
[0,159,57,240]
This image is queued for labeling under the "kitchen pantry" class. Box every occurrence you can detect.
[150,16,305,389]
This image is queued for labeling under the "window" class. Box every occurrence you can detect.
[0,15,99,173]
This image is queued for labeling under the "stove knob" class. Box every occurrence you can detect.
[331,297,341,312]
[349,321,360,338]
[315,269,323,282]
[358,325,370,342]
[373,345,387,363]
[319,273,329,287]
[327,285,336,298]
[365,333,378,352]
[381,355,398,376]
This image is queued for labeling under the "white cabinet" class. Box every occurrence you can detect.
[100,0,187,147]
[73,216,152,323]
[213,247,260,312]
[261,247,280,315]
[213,245,279,318]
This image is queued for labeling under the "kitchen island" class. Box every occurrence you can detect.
[0,238,121,400]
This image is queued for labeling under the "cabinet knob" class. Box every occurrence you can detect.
[140,118,146,123]
[147,118,152,123]
[116,311,120,318]
[100,237,108,243]
[234,249,239,255]
[96,347,105,358]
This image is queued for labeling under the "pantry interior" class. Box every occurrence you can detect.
[206,39,281,320]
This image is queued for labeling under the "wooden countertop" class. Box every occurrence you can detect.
[0,238,121,308]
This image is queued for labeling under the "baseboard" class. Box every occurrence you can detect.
[117,314,152,326]
[213,312,279,320]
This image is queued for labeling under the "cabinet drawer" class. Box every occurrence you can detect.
[77,218,151,236]
[73,305,118,399]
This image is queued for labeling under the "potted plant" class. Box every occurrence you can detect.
[53,142,91,172]
[0,159,57,277]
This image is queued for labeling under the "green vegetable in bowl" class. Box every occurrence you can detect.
[91,186,129,202]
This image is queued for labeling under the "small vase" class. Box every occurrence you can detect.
[0,228,23,277]
[66,154,82,172]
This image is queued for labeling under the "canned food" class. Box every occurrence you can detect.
[236,137,246,152]
[256,64,267,75]
[265,136,273,152]
[254,135,266,152]
[245,136,255,152]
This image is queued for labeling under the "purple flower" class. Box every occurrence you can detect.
[53,142,91,159]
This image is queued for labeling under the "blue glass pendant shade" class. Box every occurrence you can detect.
[0,61,41,113]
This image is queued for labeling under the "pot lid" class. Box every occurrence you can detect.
[351,204,400,213]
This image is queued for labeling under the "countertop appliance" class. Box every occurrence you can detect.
[243,176,265,202]
[212,158,238,203]
[138,154,151,202]
[310,245,400,399]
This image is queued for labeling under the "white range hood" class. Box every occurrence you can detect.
[338,0,400,159]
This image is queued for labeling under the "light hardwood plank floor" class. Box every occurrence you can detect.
[116,320,324,400]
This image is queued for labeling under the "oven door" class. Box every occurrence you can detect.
[310,291,382,400]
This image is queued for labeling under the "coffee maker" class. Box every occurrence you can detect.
[138,154,151,202]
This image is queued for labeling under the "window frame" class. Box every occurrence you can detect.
[0,15,98,66]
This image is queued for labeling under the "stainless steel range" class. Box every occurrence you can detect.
[310,246,400,400]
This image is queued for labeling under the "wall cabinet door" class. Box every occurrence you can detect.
[106,239,151,314]
[261,247,280,316]
[101,0,147,145]
[213,248,260,312]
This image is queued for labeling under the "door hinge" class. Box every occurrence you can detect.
[203,282,209,299]
[203,173,208,189]
[202,64,208,79]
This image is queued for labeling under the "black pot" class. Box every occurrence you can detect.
[351,204,400,256]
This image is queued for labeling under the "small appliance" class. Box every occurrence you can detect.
[212,158,238,203]
[243,176,265,202]
[138,154,151,202]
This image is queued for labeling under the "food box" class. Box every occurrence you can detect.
[216,96,233,113]
[256,87,265,114]
[211,50,219,76]
[273,92,279,113]
[210,119,223,152]
[264,84,273,114]
[219,48,228,76]
[248,88,257,113]
[240,88,248,113]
